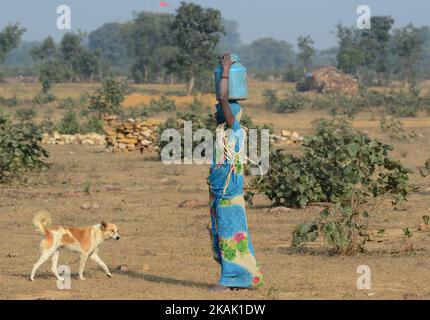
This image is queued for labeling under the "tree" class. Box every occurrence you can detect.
[60,33,83,78]
[239,38,295,71]
[3,40,39,66]
[392,24,423,88]
[78,50,101,82]
[0,23,26,63]
[218,19,241,53]
[360,16,394,85]
[31,36,56,62]
[58,32,102,81]
[169,2,224,94]
[88,22,130,68]
[335,24,365,79]
[126,12,175,83]
[418,26,430,73]
[297,35,315,73]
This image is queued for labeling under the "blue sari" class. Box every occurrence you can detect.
[208,102,264,288]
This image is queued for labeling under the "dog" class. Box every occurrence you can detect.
[30,211,120,281]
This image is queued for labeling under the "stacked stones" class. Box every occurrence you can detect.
[270,130,304,145]
[42,132,105,145]
[104,116,159,153]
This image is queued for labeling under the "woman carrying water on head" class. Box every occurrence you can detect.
[208,53,264,292]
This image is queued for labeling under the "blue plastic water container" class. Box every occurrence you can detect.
[215,54,248,101]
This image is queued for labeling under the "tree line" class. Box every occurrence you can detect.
[1,2,430,90]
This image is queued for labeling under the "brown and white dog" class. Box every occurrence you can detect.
[30,211,120,281]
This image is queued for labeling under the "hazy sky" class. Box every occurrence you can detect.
[0,0,429,49]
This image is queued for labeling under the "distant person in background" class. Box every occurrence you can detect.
[208,53,264,292]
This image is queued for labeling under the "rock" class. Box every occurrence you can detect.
[118,138,138,145]
[142,264,151,272]
[291,132,300,142]
[178,199,207,209]
[115,265,129,272]
[281,130,291,137]
[268,206,293,214]
[140,139,151,146]
[141,130,153,138]
[6,252,18,258]
[80,201,100,210]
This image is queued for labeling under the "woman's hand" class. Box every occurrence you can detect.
[220,53,235,76]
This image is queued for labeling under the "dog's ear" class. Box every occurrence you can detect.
[101,221,108,231]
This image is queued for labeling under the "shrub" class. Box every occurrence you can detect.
[256,118,416,253]
[15,108,37,123]
[0,95,19,107]
[189,96,207,114]
[276,91,307,113]
[384,90,423,117]
[59,97,77,109]
[262,89,278,111]
[40,109,55,135]
[379,116,417,141]
[33,91,56,105]
[0,111,49,184]
[81,116,104,134]
[56,109,81,134]
[263,89,307,114]
[88,79,126,117]
[149,95,176,113]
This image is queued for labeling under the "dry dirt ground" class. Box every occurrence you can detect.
[1,108,430,300]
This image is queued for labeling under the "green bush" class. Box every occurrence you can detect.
[276,91,307,113]
[379,116,417,141]
[33,91,56,105]
[384,90,423,117]
[0,95,19,107]
[263,89,307,114]
[149,95,176,113]
[15,108,37,123]
[59,97,77,109]
[88,79,126,116]
[256,118,416,253]
[262,89,278,111]
[81,116,104,134]
[40,109,55,135]
[0,111,49,184]
[56,109,81,134]
[189,96,208,114]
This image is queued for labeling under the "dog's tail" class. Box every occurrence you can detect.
[32,211,52,234]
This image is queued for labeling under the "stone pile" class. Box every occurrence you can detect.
[271,130,304,145]
[103,116,159,153]
[41,132,105,145]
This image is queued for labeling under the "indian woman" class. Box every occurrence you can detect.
[208,53,264,292]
